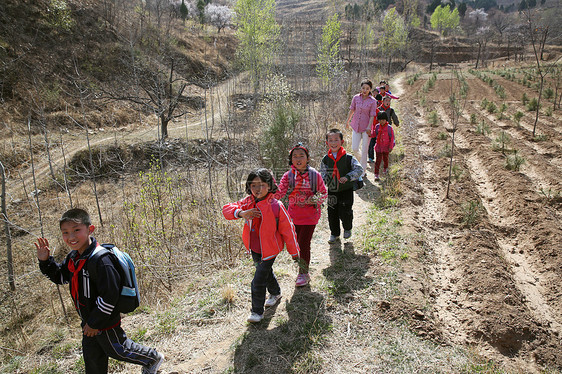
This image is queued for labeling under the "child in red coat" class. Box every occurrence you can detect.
[222,168,300,323]
[275,144,327,287]
[373,112,395,181]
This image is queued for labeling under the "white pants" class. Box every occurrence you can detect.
[351,130,369,172]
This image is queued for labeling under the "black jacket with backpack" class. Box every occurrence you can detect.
[39,237,122,330]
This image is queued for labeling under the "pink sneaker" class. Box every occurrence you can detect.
[295,273,310,287]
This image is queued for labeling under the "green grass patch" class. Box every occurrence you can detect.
[363,205,408,266]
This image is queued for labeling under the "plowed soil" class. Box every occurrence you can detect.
[399,72,562,371]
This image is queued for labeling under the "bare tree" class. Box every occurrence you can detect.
[28,118,69,322]
[0,160,14,291]
[446,70,468,199]
[106,55,189,139]
[524,8,550,137]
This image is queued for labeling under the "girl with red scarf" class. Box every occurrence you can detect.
[373,112,395,181]
[275,144,327,287]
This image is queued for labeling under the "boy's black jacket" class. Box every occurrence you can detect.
[39,237,122,329]
[321,154,355,193]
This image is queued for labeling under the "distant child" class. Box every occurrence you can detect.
[378,80,399,100]
[320,129,364,244]
[223,168,300,323]
[373,112,395,181]
[35,208,164,374]
[368,93,383,163]
[379,96,400,128]
[345,79,378,172]
[275,143,327,287]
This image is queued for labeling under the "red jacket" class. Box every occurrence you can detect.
[222,194,300,260]
[274,166,327,225]
[374,123,395,153]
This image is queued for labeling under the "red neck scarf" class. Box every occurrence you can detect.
[327,147,346,180]
[67,254,86,309]
[290,165,307,199]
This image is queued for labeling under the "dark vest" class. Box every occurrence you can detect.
[322,154,355,193]
[381,106,395,125]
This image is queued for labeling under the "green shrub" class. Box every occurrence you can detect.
[521,93,529,105]
[486,101,497,114]
[437,132,448,140]
[544,87,554,100]
[545,106,553,116]
[493,131,511,154]
[533,134,548,142]
[452,164,464,181]
[481,97,489,109]
[470,113,477,125]
[439,143,452,158]
[462,200,484,227]
[475,120,490,135]
[427,110,439,126]
[527,98,539,111]
[513,111,523,124]
[506,151,525,171]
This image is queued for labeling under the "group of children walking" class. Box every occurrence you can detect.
[221,78,399,324]
[34,78,398,374]
[346,79,399,181]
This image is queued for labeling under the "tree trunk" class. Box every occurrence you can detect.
[161,115,169,139]
[539,27,548,61]
[387,56,392,75]
[475,42,482,69]
[0,161,15,291]
[533,74,544,137]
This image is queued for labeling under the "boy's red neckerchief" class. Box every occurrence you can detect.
[327,147,346,180]
[68,255,86,310]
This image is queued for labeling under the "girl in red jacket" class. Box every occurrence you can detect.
[373,112,395,181]
[275,144,327,287]
[222,168,300,323]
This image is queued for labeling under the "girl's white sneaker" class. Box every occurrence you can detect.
[247,312,264,323]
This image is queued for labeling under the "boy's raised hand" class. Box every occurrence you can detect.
[35,237,51,261]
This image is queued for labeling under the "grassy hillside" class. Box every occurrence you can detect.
[0,0,236,135]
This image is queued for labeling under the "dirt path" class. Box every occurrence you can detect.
[114,80,406,374]
[5,74,243,202]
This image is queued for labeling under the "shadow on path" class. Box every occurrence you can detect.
[233,288,331,373]
[324,241,373,302]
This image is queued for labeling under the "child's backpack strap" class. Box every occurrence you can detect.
[374,125,392,139]
[286,170,296,197]
[270,199,280,229]
[308,168,318,194]
[287,168,318,195]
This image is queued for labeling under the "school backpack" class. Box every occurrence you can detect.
[286,168,319,195]
[346,155,364,191]
[374,124,393,139]
[88,244,140,313]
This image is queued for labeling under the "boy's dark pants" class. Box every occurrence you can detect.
[368,137,376,160]
[82,325,159,374]
[251,251,281,315]
[327,189,354,237]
